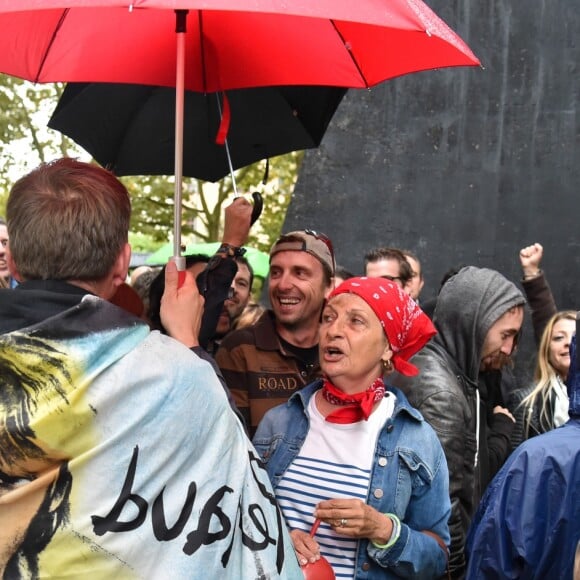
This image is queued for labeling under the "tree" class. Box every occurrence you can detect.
[125,151,300,249]
[0,74,300,249]
[0,77,78,212]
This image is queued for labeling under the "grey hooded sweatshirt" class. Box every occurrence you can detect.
[392,266,525,579]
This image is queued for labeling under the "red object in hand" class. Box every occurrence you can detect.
[301,557,335,580]
[301,519,336,580]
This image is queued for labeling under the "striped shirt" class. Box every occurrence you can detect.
[276,392,395,579]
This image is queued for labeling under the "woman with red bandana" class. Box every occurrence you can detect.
[253,277,450,579]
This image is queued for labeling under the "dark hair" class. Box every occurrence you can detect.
[402,249,423,280]
[236,255,254,290]
[132,267,161,315]
[364,246,413,286]
[335,265,355,281]
[148,254,209,332]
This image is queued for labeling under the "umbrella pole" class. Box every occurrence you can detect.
[172,10,188,271]
[216,93,239,198]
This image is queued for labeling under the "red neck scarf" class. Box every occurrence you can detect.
[321,377,385,424]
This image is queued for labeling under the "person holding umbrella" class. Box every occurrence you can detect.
[253,277,450,579]
[0,158,302,579]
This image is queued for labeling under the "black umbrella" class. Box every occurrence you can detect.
[48,83,347,183]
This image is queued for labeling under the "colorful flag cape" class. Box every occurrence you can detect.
[0,296,301,579]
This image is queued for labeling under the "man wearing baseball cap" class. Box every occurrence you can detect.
[216,229,335,435]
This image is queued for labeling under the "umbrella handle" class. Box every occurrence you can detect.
[171,256,186,288]
[250,192,263,226]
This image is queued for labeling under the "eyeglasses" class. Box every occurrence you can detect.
[380,275,403,286]
[303,229,335,263]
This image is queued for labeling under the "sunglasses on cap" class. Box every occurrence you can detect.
[303,228,335,262]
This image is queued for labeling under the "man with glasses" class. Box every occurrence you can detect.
[402,249,425,302]
[216,229,335,435]
[364,246,413,291]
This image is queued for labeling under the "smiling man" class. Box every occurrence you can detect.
[216,230,335,435]
[392,266,525,579]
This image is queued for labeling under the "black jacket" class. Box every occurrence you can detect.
[392,266,525,579]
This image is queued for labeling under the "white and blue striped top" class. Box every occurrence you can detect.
[275,392,395,579]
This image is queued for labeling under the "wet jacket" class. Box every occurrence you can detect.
[466,334,580,579]
[253,380,451,579]
[509,379,559,445]
[392,267,525,578]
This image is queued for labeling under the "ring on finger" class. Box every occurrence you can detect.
[339,518,348,527]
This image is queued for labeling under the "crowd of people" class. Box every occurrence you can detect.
[0,158,578,579]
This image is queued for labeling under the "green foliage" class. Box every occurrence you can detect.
[0,74,300,248]
[128,231,166,253]
[0,76,78,215]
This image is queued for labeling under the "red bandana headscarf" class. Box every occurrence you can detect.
[322,277,436,423]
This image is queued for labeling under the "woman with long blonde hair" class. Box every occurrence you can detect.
[513,310,576,442]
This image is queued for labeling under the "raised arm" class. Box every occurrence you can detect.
[196,197,253,348]
[519,243,557,343]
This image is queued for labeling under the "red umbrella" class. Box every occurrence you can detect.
[0,1,479,90]
[0,0,480,266]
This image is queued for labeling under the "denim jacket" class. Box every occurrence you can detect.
[253,380,451,579]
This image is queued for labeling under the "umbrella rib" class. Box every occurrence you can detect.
[35,9,69,83]
[330,19,370,88]
[198,11,207,93]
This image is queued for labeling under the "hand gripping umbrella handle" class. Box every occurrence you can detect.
[171,255,186,288]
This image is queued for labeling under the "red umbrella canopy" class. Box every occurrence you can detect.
[0,0,480,265]
[0,0,480,92]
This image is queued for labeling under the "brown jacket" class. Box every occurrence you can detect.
[215,310,321,435]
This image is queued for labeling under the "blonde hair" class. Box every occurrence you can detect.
[233,301,266,330]
[521,310,576,432]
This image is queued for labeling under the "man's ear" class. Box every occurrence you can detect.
[324,277,335,298]
[111,243,131,288]
[6,248,22,282]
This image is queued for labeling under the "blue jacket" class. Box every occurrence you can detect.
[253,380,451,579]
[466,335,580,579]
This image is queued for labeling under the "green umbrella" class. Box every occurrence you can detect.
[145,241,269,278]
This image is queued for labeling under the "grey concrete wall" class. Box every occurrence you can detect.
[283,0,579,383]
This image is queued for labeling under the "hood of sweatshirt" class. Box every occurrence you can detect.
[433,266,526,383]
